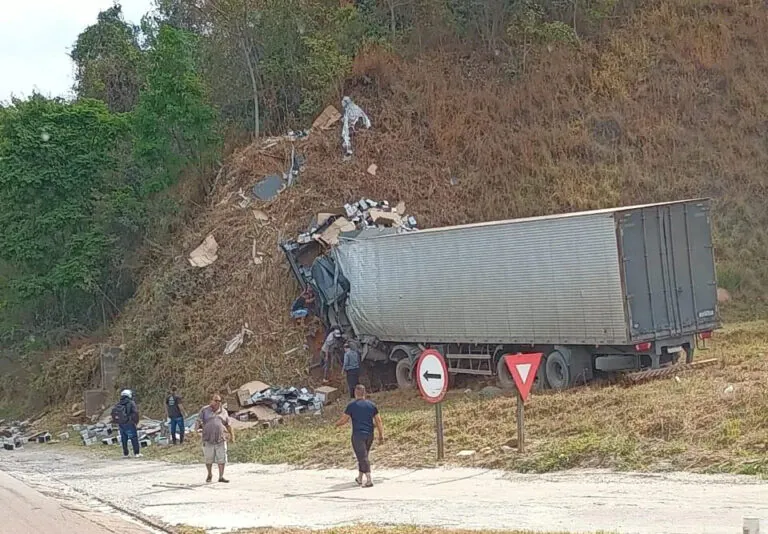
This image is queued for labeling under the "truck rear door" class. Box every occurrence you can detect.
[619,201,718,341]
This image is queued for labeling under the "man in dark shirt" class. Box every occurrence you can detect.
[342,341,361,399]
[165,386,187,445]
[335,384,384,487]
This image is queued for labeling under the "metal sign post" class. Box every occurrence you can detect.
[435,401,445,459]
[416,349,449,461]
[516,390,525,453]
[503,353,543,454]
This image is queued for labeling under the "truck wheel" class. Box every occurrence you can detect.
[496,357,516,390]
[545,350,571,390]
[395,358,414,389]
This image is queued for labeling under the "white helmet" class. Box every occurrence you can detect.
[120,389,132,399]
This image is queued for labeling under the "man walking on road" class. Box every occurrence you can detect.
[112,389,141,458]
[343,341,361,399]
[336,384,384,488]
[165,386,187,445]
[196,393,235,483]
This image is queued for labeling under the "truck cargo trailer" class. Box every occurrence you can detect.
[283,199,719,391]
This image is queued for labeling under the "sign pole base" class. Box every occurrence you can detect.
[516,392,525,454]
[436,402,445,460]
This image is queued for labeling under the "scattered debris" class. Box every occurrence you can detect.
[233,379,330,421]
[367,163,378,176]
[623,358,718,385]
[369,208,402,227]
[252,239,264,265]
[313,105,342,131]
[237,380,272,407]
[76,422,114,446]
[189,234,219,267]
[341,96,371,158]
[253,209,269,222]
[500,445,513,452]
[0,419,28,451]
[314,386,340,405]
[317,217,358,247]
[723,384,735,395]
[224,324,253,355]
[290,197,417,251]
[456,450,476,457]
[237,188,252,208]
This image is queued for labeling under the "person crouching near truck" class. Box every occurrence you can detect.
[343,341,361,399]
[336,385,384,487]
[320,326,342,382]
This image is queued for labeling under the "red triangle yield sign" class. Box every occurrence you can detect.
[504,353,543,403]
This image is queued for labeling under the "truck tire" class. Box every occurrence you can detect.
[545,350,571,390]
[395,358,414,389]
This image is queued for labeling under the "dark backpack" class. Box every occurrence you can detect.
[111,402,129,425]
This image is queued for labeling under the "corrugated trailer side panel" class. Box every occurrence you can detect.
[334,212,631,346]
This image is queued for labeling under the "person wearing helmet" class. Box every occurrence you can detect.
[112,389,141,458]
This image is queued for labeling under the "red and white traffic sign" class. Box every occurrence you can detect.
[416,349,449,404]
[503,353,543,403]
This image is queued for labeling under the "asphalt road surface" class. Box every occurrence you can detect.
[1,446,767,534]
[0,468,151,533]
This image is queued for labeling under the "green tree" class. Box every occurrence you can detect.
[0,96,139,333]
[132,25,220,194]
[71,5,146,113]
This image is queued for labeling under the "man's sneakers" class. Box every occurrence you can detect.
[218,477,230,483]
[134,453,143,458]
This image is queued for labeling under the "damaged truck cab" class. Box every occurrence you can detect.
[282,199,720,393]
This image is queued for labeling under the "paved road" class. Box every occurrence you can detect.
[1,447,767,534]
[0,468,151,533]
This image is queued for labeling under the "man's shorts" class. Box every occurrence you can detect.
[203,441,227,464]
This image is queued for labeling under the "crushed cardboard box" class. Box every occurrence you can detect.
[189,234,218,267]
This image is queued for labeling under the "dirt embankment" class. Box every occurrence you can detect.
[33,0,768,411]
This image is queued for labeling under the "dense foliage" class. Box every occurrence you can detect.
[0,16,219,352]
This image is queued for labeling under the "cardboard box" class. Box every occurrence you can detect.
[315,386,340,405]
[237,381,271,407]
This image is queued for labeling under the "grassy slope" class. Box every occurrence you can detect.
[33,0,768,418]
[86,322,768,476]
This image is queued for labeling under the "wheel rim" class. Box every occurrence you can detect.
[396,361,412,385]
[551,361,566,384]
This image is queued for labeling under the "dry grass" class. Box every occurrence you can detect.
[73,322,768,477]
[32,0,768,413]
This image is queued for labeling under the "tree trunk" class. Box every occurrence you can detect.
[390,2,396,41]
[240,37,260,139]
